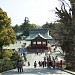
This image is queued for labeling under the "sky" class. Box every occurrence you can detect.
[0,0,68,26]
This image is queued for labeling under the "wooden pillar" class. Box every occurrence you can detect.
[36,40,37,45]
[41,41,43,45]
[31,41,32,46]
[46,40,47,46]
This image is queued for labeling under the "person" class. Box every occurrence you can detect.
[52,59,55,69]
[44,60,47,67]
[60,60,63,68]
[41,51,42,54]
[48,60,52,68]
[28,61,30,66]
[34,61,37,68]
[17,60,23,72]
[42,61,45,68]
[36,50,38,55]
[44,57,46,61]
[38,61,41,67]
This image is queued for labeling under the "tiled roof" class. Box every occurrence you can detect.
[26,29,53,40]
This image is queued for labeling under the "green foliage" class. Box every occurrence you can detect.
[12,24,20,33]
[11,51,20,61]
[0,8,11,31]
[1,49,20,61]
[3,57,10,61]
[12,17,38,37]
[16,35,22,40]
[2,49,13,61]
[55,0,75,51]
[29,23,38,29]
[22,29,29,36]
[0,49,21,72]
[0,28,16,50]
[55,7,72,25]
[55,0,75,70]
[42,22,50,29]
[20,17,30,32]
[0,60,16,72]
[0,8,16,51]
[22,23,38,36]
[42,22,57,37]
[20,17,38,36]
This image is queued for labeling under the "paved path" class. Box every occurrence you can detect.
[1,66,72,75]
[1,53,72,75]
[1,40,75,75]
[25,53,45,66]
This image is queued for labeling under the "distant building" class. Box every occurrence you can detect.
[26,29,53,53]
[16,32,22,36]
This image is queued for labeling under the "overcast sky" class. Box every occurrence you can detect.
[0,0,69,26]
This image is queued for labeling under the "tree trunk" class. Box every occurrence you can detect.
[0,44,3,51]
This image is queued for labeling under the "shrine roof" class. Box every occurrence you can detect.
[26,29,53,40]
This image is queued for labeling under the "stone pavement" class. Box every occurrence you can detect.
[25,53,45,66]
[1,66,72,75]
[1,53,73,75]
[1,40,75,75]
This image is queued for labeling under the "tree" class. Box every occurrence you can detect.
[0,8,11,31]
[11,51,20,61]
[42,22,50,29]
[20,17,30,32]
[29,23,38,29]
[55,0,75,70]
[20,17,38,36]
[0,8,16,51]
[42,22,57,37]
[12,24,20,33]
[22,23,38,36]
[2,49,13,61]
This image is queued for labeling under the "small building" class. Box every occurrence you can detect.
[26,29,53,53]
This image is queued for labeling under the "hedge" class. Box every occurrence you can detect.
[0,59,16,72]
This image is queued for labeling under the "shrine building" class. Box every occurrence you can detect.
[26,29,53,53]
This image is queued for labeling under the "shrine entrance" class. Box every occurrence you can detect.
[26,29,53,53]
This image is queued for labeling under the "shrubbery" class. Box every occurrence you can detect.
[0,49,21,72]
[0,60,16,72]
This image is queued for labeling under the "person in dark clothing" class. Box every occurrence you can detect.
[28,61,30,66]
[49,60,52,68]
[44,61,47,67]
[40,61,42,67]
[42,61,45,68]
[16,60,19,70]
[38,61,41,67]
[60,60,63,68]
[34,61,37,68]
[17,60,23,72]
[52,59,55,68]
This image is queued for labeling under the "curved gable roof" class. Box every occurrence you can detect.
[26,29,53,40]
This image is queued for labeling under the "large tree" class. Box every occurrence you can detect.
[20,17,38,36]
[0,8,16,51]
[12,24,20,33]
[55,0,75,70]
[20,17,30,32]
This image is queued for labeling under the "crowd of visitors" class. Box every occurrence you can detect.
[36,55,55,68]
[16,55,63,72]
[33,55,63,68]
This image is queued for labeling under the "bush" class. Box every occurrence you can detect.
[11,51,20,61]
[3,57,10,61]
[0,59,16,72]
[0,49,22,72]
